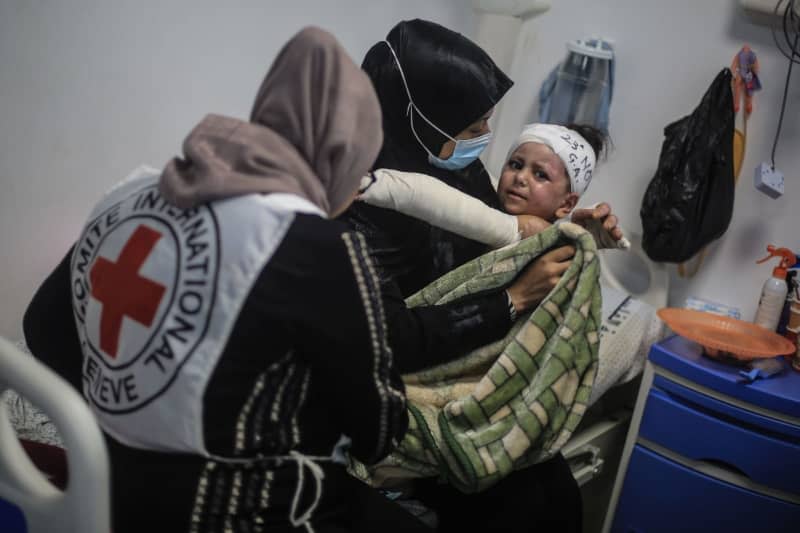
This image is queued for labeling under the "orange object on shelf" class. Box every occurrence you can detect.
[657,308,796,361]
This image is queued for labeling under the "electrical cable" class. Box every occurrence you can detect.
[769,0,799,168]
[771,0,800,63]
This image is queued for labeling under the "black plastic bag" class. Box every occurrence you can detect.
[641,68,735,263]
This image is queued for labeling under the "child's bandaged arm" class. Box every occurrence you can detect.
[361,169,630,251]
[359,168,519,248]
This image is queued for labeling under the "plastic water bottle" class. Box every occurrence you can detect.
[548,39,612,127]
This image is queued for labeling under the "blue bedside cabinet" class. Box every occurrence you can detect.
[602,335,800,533]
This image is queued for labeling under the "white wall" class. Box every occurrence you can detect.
[483,0,799,319]
[0,0,474,340]
[4,1,798,341]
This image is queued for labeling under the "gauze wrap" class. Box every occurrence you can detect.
[506,123,595,197]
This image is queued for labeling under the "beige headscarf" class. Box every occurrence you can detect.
[159,27,383,216]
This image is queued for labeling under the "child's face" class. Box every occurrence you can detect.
[497,142,577,221]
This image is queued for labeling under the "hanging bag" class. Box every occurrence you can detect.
[641,68,735,263]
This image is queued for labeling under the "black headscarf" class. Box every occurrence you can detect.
[343,19,513,295]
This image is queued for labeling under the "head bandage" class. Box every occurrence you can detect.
[506,124,596,197]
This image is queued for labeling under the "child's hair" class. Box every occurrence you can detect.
[564,123,610,161]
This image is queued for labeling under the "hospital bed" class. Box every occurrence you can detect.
[0,336,110,533]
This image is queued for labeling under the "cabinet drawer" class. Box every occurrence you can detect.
[639,382,800,495]
[611,445,800,533]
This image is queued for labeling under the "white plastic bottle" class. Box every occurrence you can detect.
[753,246,795,331]
[754,276,787,331]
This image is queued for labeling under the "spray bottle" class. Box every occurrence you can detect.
[754,245,797,331]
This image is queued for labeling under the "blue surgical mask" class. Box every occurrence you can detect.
[383,40,493,170]
[427,132,492,170]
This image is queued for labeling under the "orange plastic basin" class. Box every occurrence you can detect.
[657,308,796,361]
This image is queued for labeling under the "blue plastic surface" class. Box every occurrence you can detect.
[652,375,800,441]
[0,498,27,533]
[640,383,800,494]
[649,335,800,419]
[611,445,800,533]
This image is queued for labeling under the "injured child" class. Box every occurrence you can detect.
[358,122,631,251]
[349,122,663,492]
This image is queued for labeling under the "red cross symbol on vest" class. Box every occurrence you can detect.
[89,224,167,358]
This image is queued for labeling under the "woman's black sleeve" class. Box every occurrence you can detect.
[381,280,511,374]
[22,247,84,390]
[342,204,513,375]
[272,225,408,465]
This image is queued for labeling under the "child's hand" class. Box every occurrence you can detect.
[571,203,630,249]
[571,203,622,239]
[516,215,551,239]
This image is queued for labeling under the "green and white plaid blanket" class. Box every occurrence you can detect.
[353,222,601,493]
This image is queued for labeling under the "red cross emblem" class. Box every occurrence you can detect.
[89,225,166,358]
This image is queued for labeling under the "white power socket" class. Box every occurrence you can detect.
[754,162,784,198]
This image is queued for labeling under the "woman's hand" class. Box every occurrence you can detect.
[570,203,628,249]
[354,173,377,201]
[516,215,551,239]
[506,245,575,314]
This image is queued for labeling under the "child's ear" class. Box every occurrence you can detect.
[554,192,579,220]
